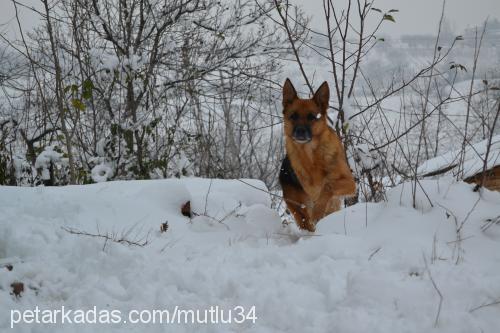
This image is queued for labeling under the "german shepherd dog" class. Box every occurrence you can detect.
[279,79,356,232]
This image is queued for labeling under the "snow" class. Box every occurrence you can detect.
[350,143,381,171]
[91,164,114,183]
[418,135,500,178]
[101,54,120,71]
[1,177,500,332]
[34,147,62,180]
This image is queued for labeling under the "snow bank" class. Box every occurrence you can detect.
[1,177,500,332]
[418,135,500,178]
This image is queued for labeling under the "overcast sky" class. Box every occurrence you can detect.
[1,0,40,38]
[1,0,499,38]
[292,0,500,36]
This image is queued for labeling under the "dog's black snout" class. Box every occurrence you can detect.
[295,126,306,136]
[293,125,312,143]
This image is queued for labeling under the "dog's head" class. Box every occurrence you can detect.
[282,79,330,144]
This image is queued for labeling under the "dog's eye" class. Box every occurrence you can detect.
[290,113,299,121]
[307,113,316,121]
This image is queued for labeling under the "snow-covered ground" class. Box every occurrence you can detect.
[1,178,500,332]
[418,135,500,178]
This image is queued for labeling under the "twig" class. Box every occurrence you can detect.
[62,226,151,247]
[204,179,213,216]
[478,100,500,189]
[458,197,481,233]
[469,298,500,313]
[481,215,500,232]
[237,179,309,208]
[191,202,241,231]
[423,254,443,328]
[272,0,314,96]
[368,246,381,260]
[436,203,464,264]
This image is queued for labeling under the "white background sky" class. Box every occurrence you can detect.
[1,0,41,38]
[0,0,499,37]
[292,0,500,36]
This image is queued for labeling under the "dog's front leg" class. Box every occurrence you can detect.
[311,174,356,223]
[310,183,335,223]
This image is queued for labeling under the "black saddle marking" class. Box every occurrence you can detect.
[279,155,303,190]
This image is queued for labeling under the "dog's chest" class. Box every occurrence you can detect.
[288,142,332,198]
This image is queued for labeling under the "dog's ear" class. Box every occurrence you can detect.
[313,81,329,113]
[283,79,297,109]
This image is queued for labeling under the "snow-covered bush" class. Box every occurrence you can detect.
[0,0,286,187]
[33,146,70,186]
[91,163,114,183]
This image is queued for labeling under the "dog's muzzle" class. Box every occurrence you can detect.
[292,126,312,143]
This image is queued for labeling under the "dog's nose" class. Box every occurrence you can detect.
[295,127,306,136]
[293,126,311,142]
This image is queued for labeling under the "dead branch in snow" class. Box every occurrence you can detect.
[368,246,382,260]
[469,298,500,313]
[481,215,500,232]
[436,203,464,264]
[423,254,443,328]
[477,99,500,190]
[62,225,151,247]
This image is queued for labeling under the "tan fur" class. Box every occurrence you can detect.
[281,79,356,232]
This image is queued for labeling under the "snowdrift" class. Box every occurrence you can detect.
[418,135,500,179]
[1,178,500,332]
